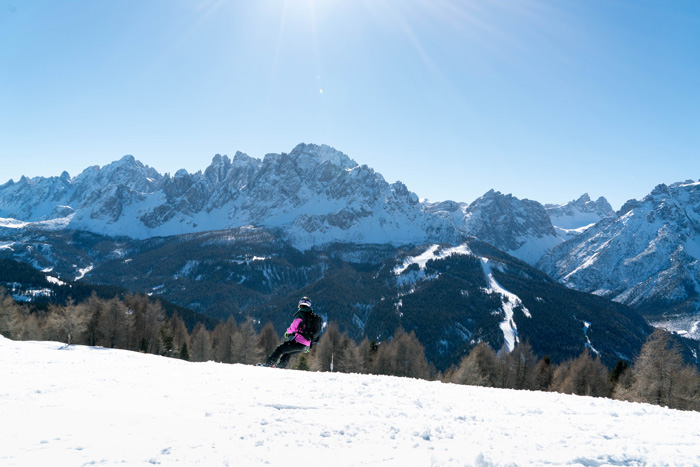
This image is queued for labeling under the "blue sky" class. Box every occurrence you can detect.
[1,0,698,209]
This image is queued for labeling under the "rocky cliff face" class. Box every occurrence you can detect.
[463,190,562,265]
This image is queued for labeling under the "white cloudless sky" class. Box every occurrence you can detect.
[1,0,699,209]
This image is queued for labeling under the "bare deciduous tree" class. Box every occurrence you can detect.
[552,350,610,397]
[452,342,501,387]
[374,328,432,379]
[211,316,237,363]
[189,323,212,362]
[256,321,280,361]
[44,301,86,345]
[615,329,700,410]
[311,322,362,373]
[232,317,259,364]
[0,288,24,339]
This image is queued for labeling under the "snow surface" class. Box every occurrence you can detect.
[480,258,531,352]
[45,275,66,286]
[506,234,562,266]
[394,244,472,275]
[74,264,93,281]
[3,336,699,466]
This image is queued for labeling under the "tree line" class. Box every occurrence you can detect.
[1,288,698,412]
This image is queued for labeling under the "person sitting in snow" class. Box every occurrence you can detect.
[264,297,322,368]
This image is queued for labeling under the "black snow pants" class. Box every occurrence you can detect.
[266,340,308,368]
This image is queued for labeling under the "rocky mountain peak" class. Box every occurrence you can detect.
[545,193,615,240]
[462,190,559,264]
[290,143,358,171]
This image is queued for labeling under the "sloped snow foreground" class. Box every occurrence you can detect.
[2,337,699,467]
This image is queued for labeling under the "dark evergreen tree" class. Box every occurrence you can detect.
[159,324,174,356]
[295,354,310,371]
[533,355,554,391]
[179,341,190,361]
[81,293,105,347]
[358,338,380,374]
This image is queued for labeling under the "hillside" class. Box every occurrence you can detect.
[68,232,655,370]
[2,336,699,467]
[0,258,217,331]
[0,226,668,370]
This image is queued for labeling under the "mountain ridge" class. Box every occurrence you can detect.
[2,143,582,264]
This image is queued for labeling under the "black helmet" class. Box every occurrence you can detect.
[298,297,312,310]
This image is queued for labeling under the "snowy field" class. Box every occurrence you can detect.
[2,336,699,467]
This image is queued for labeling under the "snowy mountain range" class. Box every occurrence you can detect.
[1,143,604,264]
[0,144,458,248]
[539,181,700,338]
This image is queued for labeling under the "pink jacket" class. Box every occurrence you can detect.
[287,318,311,346]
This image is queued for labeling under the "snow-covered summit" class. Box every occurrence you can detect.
[546,193,615,240]
[4,146,585,263]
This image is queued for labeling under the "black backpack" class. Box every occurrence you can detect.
[300,311,323,345]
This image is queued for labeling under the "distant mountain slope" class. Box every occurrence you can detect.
[249,238,656,369]
[539,180,700,339]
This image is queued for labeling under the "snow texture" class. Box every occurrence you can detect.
[3,335,699,467]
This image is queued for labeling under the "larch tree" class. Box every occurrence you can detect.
[452,342,501,388]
